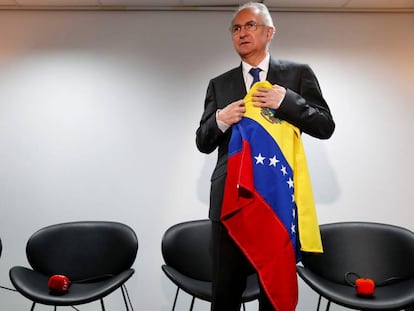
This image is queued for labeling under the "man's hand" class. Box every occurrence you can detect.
[251,84,286,110]
[217,99,246,126]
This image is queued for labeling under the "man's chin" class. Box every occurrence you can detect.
[236,49,252,58]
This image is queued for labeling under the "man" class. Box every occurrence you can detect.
[196,2,335,311]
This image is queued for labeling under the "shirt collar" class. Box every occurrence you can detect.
[242,53,270,77]
[242,53,270,91]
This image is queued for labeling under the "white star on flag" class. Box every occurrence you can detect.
[280,165,287,176]
[254,153,265,165]
[268,155,280,167]
[287,177,294,188]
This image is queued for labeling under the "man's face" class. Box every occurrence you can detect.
[231,8,274,61]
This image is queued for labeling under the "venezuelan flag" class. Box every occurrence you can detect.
[221,81,322,311]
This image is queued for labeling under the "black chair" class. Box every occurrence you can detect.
[161,219,260,311]
[9,221,138,311]
[297,222,414,311]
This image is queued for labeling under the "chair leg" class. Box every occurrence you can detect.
[325,300,331,311]
[121,284,133,311]
[317,296,332,311]
[242,302,246,311]
[189,296,195,311]
[30,302,36,311]
[172,287,180,311]
[100,298,106,311]
[317,295,322,311]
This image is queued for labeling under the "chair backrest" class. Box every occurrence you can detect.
[301,222,414,285]
[161,219,212,281]
[26,221,138,281]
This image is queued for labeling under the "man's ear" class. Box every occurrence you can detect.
[267,26,275,41]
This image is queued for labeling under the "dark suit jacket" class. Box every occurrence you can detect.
[196,57,335,220]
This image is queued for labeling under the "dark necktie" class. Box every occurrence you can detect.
[249,67,277,120]
[249,67,262,88]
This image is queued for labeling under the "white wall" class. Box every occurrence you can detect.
[0,9,413,311]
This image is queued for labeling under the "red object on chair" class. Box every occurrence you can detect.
[355,278,375,296]
[48,275,70,293]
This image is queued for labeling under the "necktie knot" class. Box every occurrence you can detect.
[249,67,262,88]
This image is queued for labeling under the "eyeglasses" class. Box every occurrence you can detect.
[230,21,266,35]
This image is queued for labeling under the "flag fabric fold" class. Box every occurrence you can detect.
[221,81,322,311]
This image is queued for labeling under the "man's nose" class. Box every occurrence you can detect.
[239,25,248,35]
[238,27,249,37]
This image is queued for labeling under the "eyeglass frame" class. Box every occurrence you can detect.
[230,21,267,35]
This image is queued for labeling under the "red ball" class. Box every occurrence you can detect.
[355,278,375,296]
[48,275,70,293]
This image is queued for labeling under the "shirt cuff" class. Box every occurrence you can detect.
[216,109,230,133]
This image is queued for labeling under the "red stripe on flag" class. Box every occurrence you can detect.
[222,140,298,311]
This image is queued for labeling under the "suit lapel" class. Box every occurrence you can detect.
[229,59,284,98]
[266,58,285,85]
[230,64,247,100]
[224,59,287,105]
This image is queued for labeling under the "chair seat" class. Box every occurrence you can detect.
[162,264,260,303]
[298,266,414,310]
[10,266,135,306]
[161,219,261,310]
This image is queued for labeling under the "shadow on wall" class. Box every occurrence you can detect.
[197,154,216,206]
[303,137,339,205]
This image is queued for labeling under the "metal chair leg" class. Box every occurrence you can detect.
[317,295,322,311]
[316,295,331,311]
[30,302,36,311]
[325,300,331,311]
[189,296,195,311]
[172,287,180,311]
[100,298,106,311]
[121,285,132,311]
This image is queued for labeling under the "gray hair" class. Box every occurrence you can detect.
[232,2,275,29]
